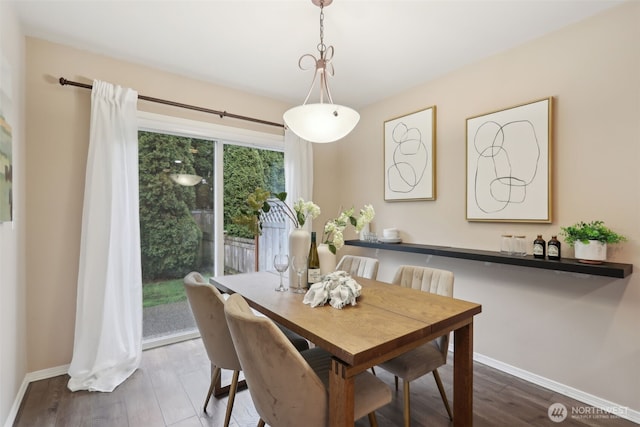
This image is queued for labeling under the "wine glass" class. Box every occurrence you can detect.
[273,254,289,292]
[290,255,308,294]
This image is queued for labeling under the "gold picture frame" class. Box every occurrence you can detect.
[466,97,553,222]
[384,106,436,201]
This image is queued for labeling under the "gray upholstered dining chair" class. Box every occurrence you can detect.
[336,255,379,279]
[184,272,309,426]
[184,272,243,427]
[224,293,392,427]
[376,265,454,427]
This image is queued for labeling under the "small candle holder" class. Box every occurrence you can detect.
[513,235,527,256]
[500,235,513,254]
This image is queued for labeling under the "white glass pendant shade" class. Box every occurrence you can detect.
[283,103,360,143]
[169,173,202,186]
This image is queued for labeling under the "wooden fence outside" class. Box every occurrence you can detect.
[223,235,256,274]
[223,224,287,275]
[192,208,288,275]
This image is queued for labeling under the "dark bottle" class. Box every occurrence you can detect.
[533,235,546,259]
[547,235,561,260]
[307,232,321,286]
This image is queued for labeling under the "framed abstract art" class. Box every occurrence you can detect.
[466,97,553,222]
[384,106,436,201]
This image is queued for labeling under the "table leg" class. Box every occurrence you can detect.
[453,321,474,426]
[329,358,355,427]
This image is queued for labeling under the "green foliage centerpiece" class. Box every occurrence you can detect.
[235,187,320,236]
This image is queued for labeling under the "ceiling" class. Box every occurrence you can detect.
[10,0,624,109]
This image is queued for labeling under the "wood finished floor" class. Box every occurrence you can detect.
[14,338,636,427]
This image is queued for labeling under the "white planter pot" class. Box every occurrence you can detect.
[574,240,607,263]
[289,228,310,287]
[317,243,337,275]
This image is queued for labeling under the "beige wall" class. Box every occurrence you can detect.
[331,1,639,414]
[0,2,27,425]
[24,38,290,373]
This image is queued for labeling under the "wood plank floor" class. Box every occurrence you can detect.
[14,338,636,427]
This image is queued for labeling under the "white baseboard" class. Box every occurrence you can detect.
[469,351,640,424]
[4,332,200,427]
[4,364,70,427]
[7,348,638,426]
[24,364,70,383]
[3,379,27,427]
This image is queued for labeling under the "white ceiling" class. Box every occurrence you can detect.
[10,0,624,109]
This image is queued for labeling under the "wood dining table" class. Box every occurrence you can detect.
[210,271,482,426]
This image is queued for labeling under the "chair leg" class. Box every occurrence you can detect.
[403,380,411,427]
[433,369,453,421]
[371,366,376,376]
[204,366,221,413]
[223,370,241,427]
[257,419,265,427]
[368,412,379,427]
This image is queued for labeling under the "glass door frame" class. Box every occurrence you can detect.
[138,111,283,273]
[138,111,283,349]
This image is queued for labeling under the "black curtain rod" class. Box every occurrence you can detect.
[59,77,285,129]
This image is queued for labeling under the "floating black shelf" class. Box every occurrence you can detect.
[345,240,632,279]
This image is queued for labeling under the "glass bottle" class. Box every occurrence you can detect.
[547,235,561,260]
[307,232,321,286]
[533,235,546,259]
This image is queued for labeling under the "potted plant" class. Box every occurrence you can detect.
[559,220,626,263]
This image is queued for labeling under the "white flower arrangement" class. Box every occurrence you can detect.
[292,198,321,228]
[302,270,362,309]
[322,204,375,254]
[355,204,375,232]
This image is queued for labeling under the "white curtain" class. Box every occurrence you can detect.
[284,129,314,231]
[67,80,142,392]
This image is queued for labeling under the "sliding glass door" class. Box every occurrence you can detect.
[137,113,284,345]
[138,131,213,342]
[222,144,284,275]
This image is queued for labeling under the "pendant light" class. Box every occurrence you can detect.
[168,160,202,186]
[169,173,202,186]
[283,0,359,143]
